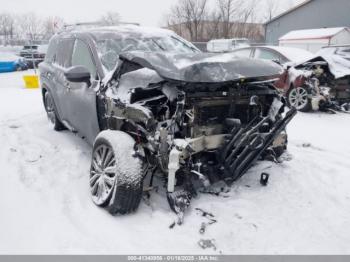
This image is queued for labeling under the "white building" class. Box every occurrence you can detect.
[278,27,350,53]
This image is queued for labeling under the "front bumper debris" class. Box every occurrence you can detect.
[219,107,297,182]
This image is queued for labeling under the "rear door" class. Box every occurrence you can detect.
[64,38,100,144]
[50,38,75,122]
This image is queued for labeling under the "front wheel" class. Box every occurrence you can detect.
[287,86,311,112]
[90,130,145,215]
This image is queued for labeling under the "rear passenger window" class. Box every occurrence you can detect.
[71,39,97,78]
[55,38,74,68]
[232,48,251,58]
[45,38,58,63]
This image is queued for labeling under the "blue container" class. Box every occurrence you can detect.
[0,61,17,73]
[0,52,28,73]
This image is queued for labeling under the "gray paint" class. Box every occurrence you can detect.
[265,0,350,45]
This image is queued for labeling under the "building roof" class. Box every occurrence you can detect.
[279,27,348,41]
[265,0,314,25]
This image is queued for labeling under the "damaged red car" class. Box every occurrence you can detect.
[284,45,350,112]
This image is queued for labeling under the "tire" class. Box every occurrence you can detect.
[44,91,66,131]
[287,86,311,112]
[90,130,145,215]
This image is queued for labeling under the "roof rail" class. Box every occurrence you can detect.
[62,21,140,31]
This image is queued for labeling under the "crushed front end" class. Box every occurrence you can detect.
[161,81,296,218]
[100,52,297,220]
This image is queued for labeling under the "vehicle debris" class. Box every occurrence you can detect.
[286,46,350,112]
[195,208,217,234]
[195,208,215,218]
[260,173,270,186]
[198,239,217,250]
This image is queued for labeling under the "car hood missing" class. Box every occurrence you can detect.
[118,51,284,83]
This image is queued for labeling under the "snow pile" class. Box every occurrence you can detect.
[0,71,350,254]
[315,47,350,79]
[279,27,347,41]
[0,52,22,62]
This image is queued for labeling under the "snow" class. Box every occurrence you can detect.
[0,52,22,62]
[1,70,350,254]
[279,27,347,41]
[315,47,350,79]
[94,130,143,186]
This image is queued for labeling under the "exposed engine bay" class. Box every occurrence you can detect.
[98,52,297,220]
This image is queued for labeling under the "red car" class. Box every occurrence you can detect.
[231,45,350,112]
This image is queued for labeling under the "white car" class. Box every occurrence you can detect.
[207,38,250,53]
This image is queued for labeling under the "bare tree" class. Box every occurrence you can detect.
[205,10,222,40]
[168,0,208,42]
[0,13,15,41]
[233,0,258,38]
[217,0,244,38]
[99,12,121,26]
[265,0,280,21]
[16,13,44,41]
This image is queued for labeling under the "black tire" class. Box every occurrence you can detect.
[90,130,145,215]
[287,86,311,112]
[44,91,66,131]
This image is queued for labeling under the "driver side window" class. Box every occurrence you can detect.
[71,39,97,79]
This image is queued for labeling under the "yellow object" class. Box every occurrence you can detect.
[23,75,39,89]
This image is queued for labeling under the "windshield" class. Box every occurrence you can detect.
[96,36,198,72]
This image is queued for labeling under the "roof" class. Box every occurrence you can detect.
[265,0,314,25]
[71,25,175,38]
[279,27,349,41]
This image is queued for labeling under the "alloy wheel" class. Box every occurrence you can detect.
[90,144,117,206]
[288,87,309,110]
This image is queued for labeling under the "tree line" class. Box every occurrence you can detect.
[165,0,289,42]
[0,11,121,44]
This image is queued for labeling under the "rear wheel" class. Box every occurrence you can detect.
[90,130,145,215]
[44,91,66,131]
[287,86,311,112]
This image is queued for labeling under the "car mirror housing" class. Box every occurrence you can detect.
[64,66,91,85]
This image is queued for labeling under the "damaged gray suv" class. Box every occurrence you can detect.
[39,25,296,218]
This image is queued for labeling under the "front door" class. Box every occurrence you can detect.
[64,39,101,145]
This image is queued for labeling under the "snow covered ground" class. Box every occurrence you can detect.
[0,70,350,255]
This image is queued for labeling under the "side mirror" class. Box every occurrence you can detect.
[64,66,91,85]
